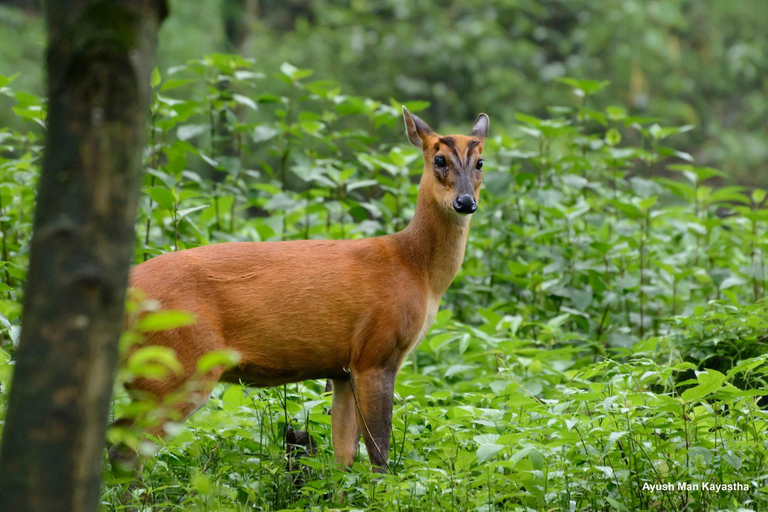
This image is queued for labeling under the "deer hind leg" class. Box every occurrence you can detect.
[110,317,228,475]
[351,367,396,473]
[331,378,361,468]
[108,369,223,476]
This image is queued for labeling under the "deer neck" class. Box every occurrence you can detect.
[393,176,471,298]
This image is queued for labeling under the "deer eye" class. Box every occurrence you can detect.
[476,159,484,171]
[434,155,446,167]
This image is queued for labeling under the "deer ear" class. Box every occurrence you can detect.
[470,113,489,139]
[402,106,433,148]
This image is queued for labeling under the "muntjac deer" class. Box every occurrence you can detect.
[111,107,489,474]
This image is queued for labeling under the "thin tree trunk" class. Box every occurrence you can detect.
[0,1,168,511]
[222,0,256,52]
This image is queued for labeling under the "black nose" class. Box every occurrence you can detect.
[452,194,477,214]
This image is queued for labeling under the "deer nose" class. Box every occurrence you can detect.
[452,194,477,214]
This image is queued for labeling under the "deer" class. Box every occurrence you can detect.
[110,107,489,475]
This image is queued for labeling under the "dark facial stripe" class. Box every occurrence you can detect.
[467,139,481,155]
[438,137,460,159]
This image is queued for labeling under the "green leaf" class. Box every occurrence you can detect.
[177,204,210,219]
[707,186,750,205]
[722,452,742,471]
[279,62,312,81]
[639,196,657,212]
[199,152,219,168]
[161,78,196,91]
[256,93,283,103]
[222,385,250,408]
[233,94,257,110]
[528,449,545,470]
[605,128,621,146]
[127,345,183,378]
[511,446,544,470]
[196,349,242,374]
[148,186,177,212]
[192,472,213,495]
[547,313,570,329]
[555,77,610,95]
[594,466,614,479]
[681,370,727,402]
[507,261,530,276]
[136,310,197,332]
[606,105,627,122]
[569,287,593,311]
[476,443,504,464]
[177,124,207,141]
[150,67,161,88]
[0,73,19,88]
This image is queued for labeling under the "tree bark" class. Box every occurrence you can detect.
[0,1,168,511]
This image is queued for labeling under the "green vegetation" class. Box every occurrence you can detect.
[0,52,766,510]
[2,1,768,183]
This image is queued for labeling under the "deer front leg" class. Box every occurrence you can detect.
[351,367,396,473]
[331,378,360,467]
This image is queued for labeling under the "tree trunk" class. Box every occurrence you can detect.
[0,1,168,511]
[222,0,256,53]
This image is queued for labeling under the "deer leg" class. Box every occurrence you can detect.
[351,368,395,473]
[331,378,360,467]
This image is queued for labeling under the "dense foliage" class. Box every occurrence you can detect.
[0,52,767,510]
[248,0,768,185]
[2,1,768,185]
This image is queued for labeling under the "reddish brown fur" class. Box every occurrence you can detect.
[115,108,489,473]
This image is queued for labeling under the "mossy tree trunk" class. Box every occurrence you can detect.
[0,1,168,511]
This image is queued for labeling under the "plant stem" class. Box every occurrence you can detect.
[639,212,647,338]
[0,190,11,297]
[144,110,158,260]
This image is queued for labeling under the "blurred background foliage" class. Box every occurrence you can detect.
[1,0,767,183]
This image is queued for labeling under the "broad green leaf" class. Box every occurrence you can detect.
[476,443,504,464]
[148,186,177,212]
[681,370,727,402]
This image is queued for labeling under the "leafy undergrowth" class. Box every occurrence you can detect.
[103,316,768,511]
[0,56,767,510]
